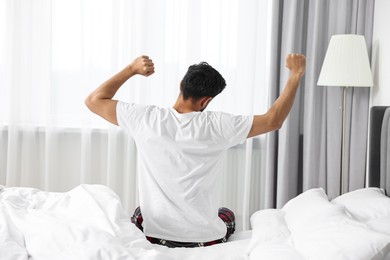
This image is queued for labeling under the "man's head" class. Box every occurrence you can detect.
[180,62,226,101]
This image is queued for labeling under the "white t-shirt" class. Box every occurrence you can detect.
[116,101,253,242]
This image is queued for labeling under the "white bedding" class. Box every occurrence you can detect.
[1,184,390,260]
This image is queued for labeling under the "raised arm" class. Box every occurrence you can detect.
[247,53,306,138]
[85,55,155,125]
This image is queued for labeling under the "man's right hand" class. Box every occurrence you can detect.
[285,53,306,77]
[128,55,155,77]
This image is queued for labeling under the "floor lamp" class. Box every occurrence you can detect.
[317,34,373,195]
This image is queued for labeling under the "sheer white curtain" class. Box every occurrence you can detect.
[0,0,273,230]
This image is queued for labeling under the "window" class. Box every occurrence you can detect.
[0,0,271,128]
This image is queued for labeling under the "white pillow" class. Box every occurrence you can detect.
[367,217,390,236]
[282,188,332,232]
[292,203,390,260]
[332,187,390,222]
[246,209,290,254]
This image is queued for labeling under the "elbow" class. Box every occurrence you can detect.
[266,109,283,131]
[85,94,98,113]
[269,119,283,131]
[84,96,93,111]
[273,121,283,131]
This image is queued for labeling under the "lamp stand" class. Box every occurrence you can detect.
[317,35,373,194]
[340,87,348,195]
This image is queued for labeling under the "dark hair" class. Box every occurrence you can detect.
[181,62,226,100]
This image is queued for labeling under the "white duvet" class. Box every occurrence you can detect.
[1,184,390,260]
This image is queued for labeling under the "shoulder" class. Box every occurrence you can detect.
[117,101,164,115]
[116,102,168,129]
[198,111,253,132]
[205,111,253,124]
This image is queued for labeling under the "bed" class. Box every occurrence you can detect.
[1,106,390,260]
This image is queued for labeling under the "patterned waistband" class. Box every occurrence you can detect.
[131,206,236,248]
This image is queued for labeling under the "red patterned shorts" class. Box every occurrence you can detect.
[131,206,236,248]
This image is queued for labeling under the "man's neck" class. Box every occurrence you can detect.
[173,95,201,114]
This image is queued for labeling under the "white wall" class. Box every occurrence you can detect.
[371,0,390,106]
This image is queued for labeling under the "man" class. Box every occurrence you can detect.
[85,53,306,247]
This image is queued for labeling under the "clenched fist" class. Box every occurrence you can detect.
[285,53,306,76]
[129,55,155,77]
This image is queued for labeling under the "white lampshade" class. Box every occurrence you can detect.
[317,34,373,87]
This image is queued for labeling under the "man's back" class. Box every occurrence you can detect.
[116,101,253,242]
[85,54,305,245]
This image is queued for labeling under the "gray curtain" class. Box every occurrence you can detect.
[263,0,376,208]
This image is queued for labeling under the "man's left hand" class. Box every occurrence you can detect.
[128,55,155,77]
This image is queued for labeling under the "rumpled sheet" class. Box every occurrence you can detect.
[0,184,250,260]
[2,185,390,260]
